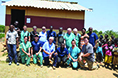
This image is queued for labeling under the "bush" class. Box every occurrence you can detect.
[0,25,5,32]
[0,33,5,39]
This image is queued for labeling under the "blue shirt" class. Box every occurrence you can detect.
[56,47,68,57]
[47,31,56,44]
[31,40,43,55]
[87,32,98,47]
[42,41,55,57]
[39,31,47,43]
[68,46,80,59]
[96,46,103,56]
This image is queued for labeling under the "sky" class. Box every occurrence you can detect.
[0,0,118,32]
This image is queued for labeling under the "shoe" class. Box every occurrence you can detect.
[9,62,12,65]
[53,66,56,70]
[41,65,43,68]
[67,65,71,68]
[97,64,100,68]
[26,64,30,66]
[16,63,19,66]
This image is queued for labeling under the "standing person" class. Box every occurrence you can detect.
[56,43,69,67]
[47,26,56,44]
[87,27,98,52]
[14,21,21,41]
[104,41,113,68]
[96,43,103,68]
[14,21,20,29]
[64,28,75,49]
[79,36,98,70]
[80,28,89,50]
[31,34,43,67]
[66,40,80,69]
[6,24,19,66]
[19,36,32,66]
[20,25,30,43]
[57,27,65,47]
[30,26,39,42]
[102,34,109,59]
[112,38,118,70]
[42,37,58,69]
[73,28,81,48]
[39,26,47,45]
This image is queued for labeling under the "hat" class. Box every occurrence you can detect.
[49,37,54,40]
[35,34,39,37]
[42,26,46,29]
[33,26,37,29]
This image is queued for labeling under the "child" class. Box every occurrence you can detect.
[96,43,103,68]
[112,38,118,70]
[104,41,113,68]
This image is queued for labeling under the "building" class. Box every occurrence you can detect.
[2,0,91,33]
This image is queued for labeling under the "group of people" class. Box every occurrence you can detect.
[6,21,118,70]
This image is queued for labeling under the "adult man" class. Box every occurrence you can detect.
[31,34,43,67]
[39,26,47,45]
[14,21,21,41]
[57,27,65,47]
[66,40,80,69]
[20,25,30,43]
[56,43,69,67]
[14,21,19,29]
[47,26,56,44]
[20,36,32,66]
[73,28,81,48]
[87,27,98,52]
[64,28,75,49]
[79,37,98,70]
[42,37,58,69]
[6,24,19,66]
[30,26,39,42]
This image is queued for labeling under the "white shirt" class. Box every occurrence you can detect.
[6,30,18,44]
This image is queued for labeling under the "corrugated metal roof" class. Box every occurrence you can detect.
[2,0,91,11]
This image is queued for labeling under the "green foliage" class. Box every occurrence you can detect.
[0,33,5,39]
[91,29,118,38]
[0,25,5,32]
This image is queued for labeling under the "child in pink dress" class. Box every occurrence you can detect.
[104,41,113,68]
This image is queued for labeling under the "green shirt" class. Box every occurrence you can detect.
[64,33,74,49]
[20,41,32,56]
[74,33,81,47]
[20,31,30,43]
[68,46,80,59]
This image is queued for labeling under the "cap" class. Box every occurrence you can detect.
[42,26,46,29]
[35,34,39,37]
[49,37,54,40]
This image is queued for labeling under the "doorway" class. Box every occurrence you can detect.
[11,9,25,30]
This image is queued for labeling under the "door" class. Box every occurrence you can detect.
[11,9,25,30]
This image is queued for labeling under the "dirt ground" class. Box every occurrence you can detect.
[0,39,118,78]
